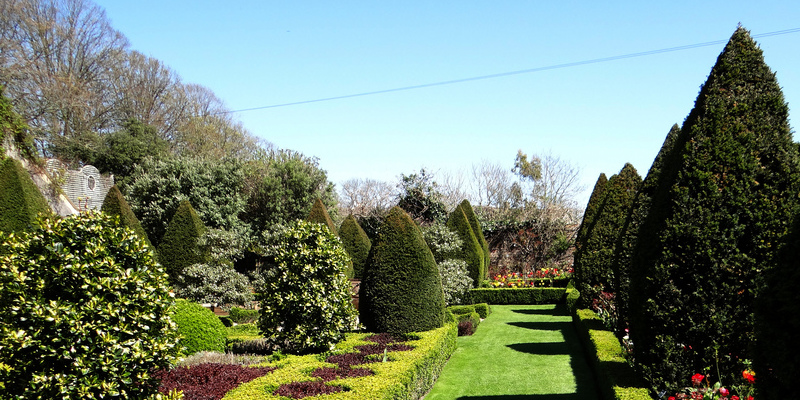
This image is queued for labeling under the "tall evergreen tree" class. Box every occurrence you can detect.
[628,27,800,391]
[458,199,490,277]
[339,214,371,279]
[574,173,608,252]
[446,204,485,287]
[573,163,641,304]
[158,200,207,283]
[101,185,153,249]
[612,124,680,334]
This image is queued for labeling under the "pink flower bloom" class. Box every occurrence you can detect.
[719,387,729,397]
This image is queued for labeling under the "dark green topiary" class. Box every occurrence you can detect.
[628,27,800,392]
[171,299,227,355]
[101,185,153,249]
[575,173,608,252]
[306,197,338,235]
[0,212,178,399]
[159,200,207,283]
[0,87,36,162]
[755,214,800,399]
[573,163,641,305]
[446,204,485,287]
[360,206,445,334]
[0,158,51,234]
[339,214,371,279]
[612,124,680,335]
[459,199,490,278]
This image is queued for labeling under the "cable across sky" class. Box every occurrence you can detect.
[218,27,800,115]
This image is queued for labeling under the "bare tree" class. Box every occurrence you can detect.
[338,178,396,218]
[437,168,471,211]
[470,159,520,210]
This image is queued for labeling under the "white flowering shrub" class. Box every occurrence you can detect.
[422,223,474,305]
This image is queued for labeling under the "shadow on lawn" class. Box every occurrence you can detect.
[456,395,593,400]
[507,341,570,355]
[510,308,558,315]
[506,321,573,331]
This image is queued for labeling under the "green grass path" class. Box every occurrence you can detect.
[424,304,600,400]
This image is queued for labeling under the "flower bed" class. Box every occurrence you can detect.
[486,268,573,288]
[221,323,457,400]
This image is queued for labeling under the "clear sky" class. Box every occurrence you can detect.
[94,1,800,207]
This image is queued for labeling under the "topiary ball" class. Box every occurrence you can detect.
[171,299,227,355]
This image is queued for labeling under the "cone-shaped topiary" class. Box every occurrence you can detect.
[339,214,371,279]
[628,27,800,391]
[306,197,337,235]
[101,185,153,249]
[159,200,207,283]
[0,157,51,233]
[574,173,608,252]
[446,204,485,287]
[573,163,640,304]
[459,199,490,277]
[611,124,680,335]
[755,214,800,399]
[360,206,445,334]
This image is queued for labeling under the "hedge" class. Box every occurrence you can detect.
[222,323,458,400]
[572,308,652,400]
[0,157,51,234]
[468,288,566,305]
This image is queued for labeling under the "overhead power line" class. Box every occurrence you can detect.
[221,27,800,115]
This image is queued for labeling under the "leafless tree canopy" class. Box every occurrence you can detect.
[0,0,264,159]
[338,178,396,218]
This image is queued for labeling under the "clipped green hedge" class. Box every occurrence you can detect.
[0,157,51,234]
[469,288,566,305]
[229,307,259,324]
[447,305,475,315]
[339,214,371,279]
[473,303,491,319]
[172,299,227,355]
[101,184,153,249]
[222,323,458,400]
[306,197,338,235]
[572,308,652,400]
[158,200,207,283]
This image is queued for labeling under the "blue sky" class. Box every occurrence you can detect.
[95,1,800,206]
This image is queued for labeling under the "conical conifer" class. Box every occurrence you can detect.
[573,163,640,303]
[446,204,484,287]
[628,27,800,390]
[101,185,153,249]
[574,173,608,252]
[0,158,51,233]
[306,197,337,235]
[339,214,371,279]
[159,200,207,283]
[458,199,490,277]
[360,206,445,334]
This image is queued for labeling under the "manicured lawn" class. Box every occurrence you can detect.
[424,304,599,400]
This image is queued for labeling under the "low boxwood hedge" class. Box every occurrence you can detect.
[572,308,652,400]
[473,303,491,319]
[222,323,458,400]
[469,288,566,304]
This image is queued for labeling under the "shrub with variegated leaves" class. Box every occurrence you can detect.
[0,211,179,399]
[255,220,357,354]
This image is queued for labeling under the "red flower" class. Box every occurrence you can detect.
[742,369,755,383]
[719,387,730,397]
[691,373,705,386]
[732,396,740,400]
[668,397,676,400]
[748,397,754,400]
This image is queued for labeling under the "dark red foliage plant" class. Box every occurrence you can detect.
[458,320,475,336]
[154,363,275,400]
[311,367,374,381]
[273,381,345,399]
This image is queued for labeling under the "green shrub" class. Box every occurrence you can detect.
[229,307,260,324]
[0,157,51,234]
[339,214,372,279]
[175,262,253,306]
[575,173,607,252]
[446,205,485,287]
[473,303,491,319]
[306,197,338,235]
[0,212,178,399]
[256,220,357,354]
[459,199,490,276]
[469,287,566,305]
[447,305,476,315]
[361,206,446,334]
[422,222,474,306]
[172,299,227,355]
[101,184,153,248]
[158,200,207,283]
[573,163,640,305]
[628,27,800,391]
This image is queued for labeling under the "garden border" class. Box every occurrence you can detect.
[469,287,566,304]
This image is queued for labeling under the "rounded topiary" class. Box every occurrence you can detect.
[446,204,484,287]
[339,214,371,279]
[361,206,446,334]
[171,299,227,355]
[306,197,338,235]
[158,200,207,283]
[101,184,153,249]
[256,220,357,354]
[0,211,178,399]
[0,157,51,234]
